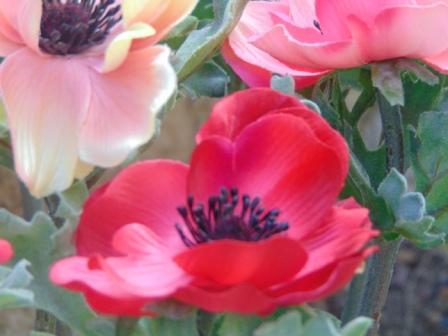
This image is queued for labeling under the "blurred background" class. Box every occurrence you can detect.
[1,97,448,336]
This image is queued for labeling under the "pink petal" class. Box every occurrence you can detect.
[347,3,448,62]
[84,224,191,297]
[79,46,176,167]
[0,49,91,197]
[16,0,41,52]
[424,50,448,73]
[76,161,189,256]
[50,256,151,316]
[253,25,362,69]
[224,2,326,86]
[315,0,414,37]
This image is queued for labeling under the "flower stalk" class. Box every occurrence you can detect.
[343,90,405,335]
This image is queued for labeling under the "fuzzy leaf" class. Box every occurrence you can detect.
[181,61,229,98]
[174,0,249,81]
[0,210,114,336]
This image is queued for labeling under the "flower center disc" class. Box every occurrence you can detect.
[176,187,289,247]
[39,0,121,55]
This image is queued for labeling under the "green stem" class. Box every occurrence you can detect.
[358,238,402,335]
[341,274,366,325]
[342,91,404,334]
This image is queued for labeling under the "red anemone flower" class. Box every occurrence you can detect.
[0,238,13,264]
[50,89,377,316]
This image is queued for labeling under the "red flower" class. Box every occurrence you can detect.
[50,89,377,316]
[0,239,13,264]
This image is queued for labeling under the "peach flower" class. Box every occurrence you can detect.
[224,0,448,86]
[0,0,197,197]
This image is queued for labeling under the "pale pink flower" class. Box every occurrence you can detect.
[222,0,327,88]
[224,0,448,86]
[0,0,197,197]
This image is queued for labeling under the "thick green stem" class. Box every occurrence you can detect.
[358,238,402,335]
[342,91,404,334]
[341,274,366,325]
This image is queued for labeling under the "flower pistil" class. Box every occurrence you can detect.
[175,187,289,247]
[39,0,122,55]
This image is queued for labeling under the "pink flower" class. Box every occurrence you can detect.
[224,0,448,84]
[50,89,377,316]
[0,0,197,197]
[0,239,13,264]
[222,0,326,88]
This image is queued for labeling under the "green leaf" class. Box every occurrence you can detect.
[340,317,373,336]
[371,62,404,106]
[377,168,445,246]
[377,168,407,214]
[254,311,302,336]
[174,0,249,81]
[412,111,448,238]
[216,314,262,336]
[0,210,114,336]
[181,61,229,98]
[301,313,339,336]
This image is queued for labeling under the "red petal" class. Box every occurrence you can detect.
[197,88,303,142]
[175,283,277,315]
[174,237,307,289]
[190,115,348,239]
[76,160,188,256]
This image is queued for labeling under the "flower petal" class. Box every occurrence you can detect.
[50,256,150,316]
[190,114,347,239]
[76,161,188,256]
[97,224,190,297]
[347,3,448,62]
[253,25,361,69]
[16,0,41,52]
[175,237,307,289]
[197,88,305,142]
[122,0,198,45]
[175,283,277,314]
[79,46,176,167]
[0,239,13,264]
[102,23,156,73]
[0,49,91,197]
[223,1,326,88]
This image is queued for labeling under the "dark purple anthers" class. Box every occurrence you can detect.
[175,187,289,247]
[39,0,122,55]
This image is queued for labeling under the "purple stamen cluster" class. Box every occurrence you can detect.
[40,0,121,55]
[175,187,289,247]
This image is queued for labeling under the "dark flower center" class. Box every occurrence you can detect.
[175,187,289,247]
[39,0,121,55]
